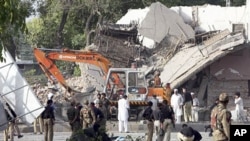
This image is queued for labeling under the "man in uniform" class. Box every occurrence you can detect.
[211,93,231,141]
[101,93,110,119]
[67,101,76,132]
[158,100,175,141]
[95,101,107,130]
[42,100,55,141]
[80,100,95,129]
[142,101,154,141]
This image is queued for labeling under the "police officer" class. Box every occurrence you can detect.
[142,101,154,141]
[67,101,76,132]
[101,93,110,118]
[42,100,55,141]
[80,100,95,129]
[95,101,107,130]
[158,100,175,141]
[90,102,105,129]
[211,93,231,141]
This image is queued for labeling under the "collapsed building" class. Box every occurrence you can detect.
[88,1,250,115]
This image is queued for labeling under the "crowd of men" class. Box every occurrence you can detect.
[3,80,245,141]
[142,85,203,141]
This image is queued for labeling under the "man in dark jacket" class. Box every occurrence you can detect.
[158,100,175,141]
[42,100,55,141]
[143,101,154,141]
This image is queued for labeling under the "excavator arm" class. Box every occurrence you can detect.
[33,47,112,94]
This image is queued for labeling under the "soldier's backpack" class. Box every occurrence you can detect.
[211,106,231,140]
[210,107,228,131]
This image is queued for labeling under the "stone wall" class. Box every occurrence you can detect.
[207,79,250,110]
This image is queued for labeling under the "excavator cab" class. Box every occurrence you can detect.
[104,68,148,101]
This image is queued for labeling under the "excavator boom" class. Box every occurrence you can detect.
[33,48,112,94]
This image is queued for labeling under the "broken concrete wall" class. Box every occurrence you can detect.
[210,47,250,80]
[138,2,195,43]
[171,2,250,41]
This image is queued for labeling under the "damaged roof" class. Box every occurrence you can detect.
[160,30,246,89]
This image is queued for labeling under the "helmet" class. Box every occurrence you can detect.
[83,100,89,105]
[219,93,229,102]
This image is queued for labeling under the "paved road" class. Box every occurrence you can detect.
[0,131,213,141]
[0,121,214,141]
[2,120,246,141]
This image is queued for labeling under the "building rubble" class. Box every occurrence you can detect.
[32,1,250,121]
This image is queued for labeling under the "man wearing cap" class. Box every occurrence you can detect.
[211,93,231,141]
[171,89,183,124]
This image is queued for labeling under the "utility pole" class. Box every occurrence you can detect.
[226,0,231,7]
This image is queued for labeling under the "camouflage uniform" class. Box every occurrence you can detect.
[80,100,96,129]
[211,93,232,141]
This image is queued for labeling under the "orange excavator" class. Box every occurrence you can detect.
[33,47,169,107]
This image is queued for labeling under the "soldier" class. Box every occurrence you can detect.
[211,93,231,141]
[80,100,95,129]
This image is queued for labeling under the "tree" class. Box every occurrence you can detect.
[0,0,33,60]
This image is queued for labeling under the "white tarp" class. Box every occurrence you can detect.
[138,2,195,43]
[0,49,44,124]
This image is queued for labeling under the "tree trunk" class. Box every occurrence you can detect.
[56,0,72,48]
[85,9,95,46]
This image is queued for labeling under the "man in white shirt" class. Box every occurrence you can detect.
[151,95,159,111]
[170,89,183,124]
[118,95,130,132]
[234,92,244,122]
[191,92,199,122]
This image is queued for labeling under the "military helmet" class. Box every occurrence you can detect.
[219,93,229,102]
[83,100,89,105]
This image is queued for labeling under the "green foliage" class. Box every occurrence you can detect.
[73,65,81,76]
[25,0,246,52]
[24,69,36,76]
[0,0,33,61]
